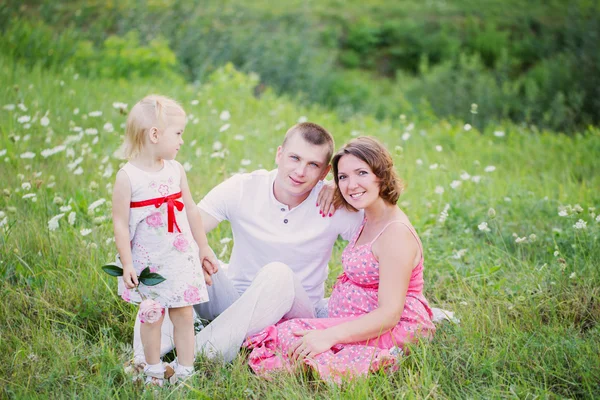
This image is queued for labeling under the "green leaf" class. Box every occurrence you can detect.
[139,273,166,287]
[101,264,123,277]
[139,267,151,279]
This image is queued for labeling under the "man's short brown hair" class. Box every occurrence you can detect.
[332,136,404,211]
[282,122,335,163]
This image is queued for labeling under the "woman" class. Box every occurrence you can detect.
[244,136,435,383]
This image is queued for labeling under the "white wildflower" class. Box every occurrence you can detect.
[103,122,114,132]
[416,159,423,166]
[3,104,15,110]
[18,115,31,124]
[350,130,360,137]
[21,182,31,190]
[60,205,72,213]
[484,166,496,172]
[515,236,527,244]
[0,150,6,157]
[48,213,65,231]
[471,175,481,183]
[73,166,84,175]
[452,249,467,259]
[528,234,537,242]
[478,222,491,232]
[450,180,462,189]
[569,272,576,279]
[463,123,472,131]
[80,228,92,236]
[573,204,583,213]
[22,193,36,199]
[460,172,471,180]
[68,212,76,225]
[558,210,568,217]
[112,102,127,110]
[0,216,7,228]
[219,124,230,133]
[429,163,438,170]
[85,128,98,135]
[20,151,35,159]
[210,151,226,159]
[435,145,443,152]
[220,237,232,244]
[493,131,505,137]
[234,134,245,141]
[73,108,79,115]
[488,208,496,218]
[183,162,192,172]
[67,157,83,170]
[554,250,559,257]
[573,219,587,230]
[401,132,411,141]
[190,100,199,106]
[41,145,66,158]
[212,141,223,151]
[438,204,450,224]
[88,198,106,213]
[218,244,228,258]
[504,197,512,202]
[219,110,231,121]
[596,215,600,223]
[240,159,251,166]
[434,186,444,195]
[88,111,102,117]
[53,196,64,205]
[40,115,50,127]
[18,103,27,111]
[93,216,107,225]
[297,116,307,123]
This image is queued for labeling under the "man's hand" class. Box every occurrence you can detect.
[317,181,337,217]
[122,265,139,289]
[200,245,219,286]
[290,329,336,361]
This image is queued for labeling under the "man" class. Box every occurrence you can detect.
[133,122,363,363]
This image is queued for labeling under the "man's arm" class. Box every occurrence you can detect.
[199,207,220,234]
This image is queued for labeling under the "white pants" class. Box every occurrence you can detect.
[133,262,316,364]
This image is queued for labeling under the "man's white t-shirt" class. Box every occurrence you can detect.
[198,169,364,306]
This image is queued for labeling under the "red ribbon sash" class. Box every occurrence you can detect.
[130,191,184,233]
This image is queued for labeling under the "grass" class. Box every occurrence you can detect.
[0,56,599,398]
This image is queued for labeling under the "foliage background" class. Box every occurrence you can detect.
[1,0,599,132]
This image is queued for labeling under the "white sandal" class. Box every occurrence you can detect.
[143,363,170,387]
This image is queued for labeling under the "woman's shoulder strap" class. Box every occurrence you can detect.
[370,220,423,260]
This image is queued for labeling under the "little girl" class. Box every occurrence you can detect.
[112,94,216,385]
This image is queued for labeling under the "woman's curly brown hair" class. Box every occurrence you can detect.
[332,136,404,211]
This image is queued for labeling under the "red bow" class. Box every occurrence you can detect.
[130,191,184,233]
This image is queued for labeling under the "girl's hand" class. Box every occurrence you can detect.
[317,181,336,217]
[290,329,336,361]
[122,265,139,289]
[200,245,219,286]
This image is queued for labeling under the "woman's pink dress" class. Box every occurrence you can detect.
[244,218,436,383]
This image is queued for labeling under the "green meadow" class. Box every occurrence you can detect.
[1,39,599,400]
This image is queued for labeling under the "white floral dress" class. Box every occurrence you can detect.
[116,160,209,308]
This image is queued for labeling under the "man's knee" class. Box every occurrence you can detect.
[256,262,295,288]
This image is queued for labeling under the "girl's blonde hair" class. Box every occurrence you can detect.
[121,94,185,159]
